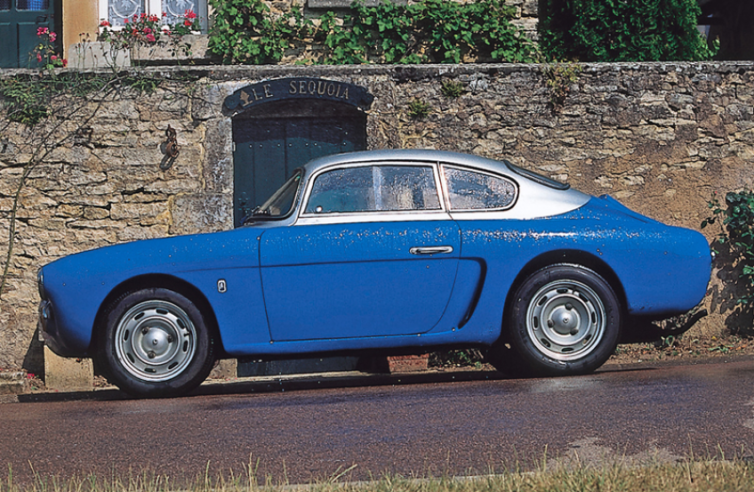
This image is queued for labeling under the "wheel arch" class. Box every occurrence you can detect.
[91,274,225,356]
[499,249,627,342]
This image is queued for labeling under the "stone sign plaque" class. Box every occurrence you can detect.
[224,77,374,113]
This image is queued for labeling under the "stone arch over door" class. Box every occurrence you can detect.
[225,78,373,227]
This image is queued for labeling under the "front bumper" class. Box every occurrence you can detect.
[38,299,66,356]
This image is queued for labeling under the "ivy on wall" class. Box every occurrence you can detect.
[539,0,716,62]
[208,0,540,65]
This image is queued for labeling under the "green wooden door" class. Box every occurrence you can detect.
[0,0,56,68]
[233,114,367,227]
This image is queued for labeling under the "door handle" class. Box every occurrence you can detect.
[409,246,454,255]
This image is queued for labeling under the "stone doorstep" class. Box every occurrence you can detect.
[0,371,29,395]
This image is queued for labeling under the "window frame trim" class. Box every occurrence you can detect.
[440,163,519,212]
[99,0,206,29]
[298,161,448,219]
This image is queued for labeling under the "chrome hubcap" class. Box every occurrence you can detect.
[526,280,606,361]
[114,300,196,382]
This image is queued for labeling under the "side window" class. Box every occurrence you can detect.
[443,166,517,210]
[305,165,441,214]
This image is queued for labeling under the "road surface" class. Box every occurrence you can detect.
[1,358,753,484]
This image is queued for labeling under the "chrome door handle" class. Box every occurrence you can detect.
[409,246,454,255]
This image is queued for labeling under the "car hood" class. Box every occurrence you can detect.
[41,227,262,287]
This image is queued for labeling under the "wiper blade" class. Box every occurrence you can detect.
[242,207,273,225]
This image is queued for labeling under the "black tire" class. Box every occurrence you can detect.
[97,288,215,398]
[493,264,621,377]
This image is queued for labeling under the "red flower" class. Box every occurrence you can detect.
[184,19,192,26]
[37,26,49,36]
[62,58,68,67]
[144,27,152,34]
[36,53,42,62]
[184,9,197,19]
[146,33,156,42]
[49,32,56,42]
[51,55,57,60]
[100,19,110,27]
[124,17,129,23]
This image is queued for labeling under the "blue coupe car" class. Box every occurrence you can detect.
[38,150,711,397]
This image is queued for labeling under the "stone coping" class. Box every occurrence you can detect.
[2,60,754,81]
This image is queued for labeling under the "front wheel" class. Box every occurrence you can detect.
[97,288,215,398]
[494,264,621,377]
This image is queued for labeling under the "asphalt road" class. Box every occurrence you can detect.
[2,358,754,485]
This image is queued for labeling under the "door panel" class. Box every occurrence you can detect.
[0,0,54,68]
[260,221,461,341]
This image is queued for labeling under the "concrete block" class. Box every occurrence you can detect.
[44,346,94,392]
[68,42,130,70]
[208,359,238,379]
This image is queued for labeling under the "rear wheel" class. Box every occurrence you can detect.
[492,264,621,376]
[98,288,215,398]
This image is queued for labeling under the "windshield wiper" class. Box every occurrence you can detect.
[242,207,273,225]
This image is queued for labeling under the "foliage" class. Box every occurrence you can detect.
[208,0,540,65]
[539,0,717,62]
[98,11,201,58]
[5,458,754,492]
[207,0,294,64]
[429,349,484,368]
[702,191,754,305]
[440,79,464,98]
[544,62,581,110]
[0,77,51,126]
[31,27,66,70]
[407,99,431,119]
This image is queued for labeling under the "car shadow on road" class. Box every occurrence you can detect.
[16,369,512,403]
[14,362,665,403]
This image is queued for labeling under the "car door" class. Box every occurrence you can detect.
[259,163,461,341]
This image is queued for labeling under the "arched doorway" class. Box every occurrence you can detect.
[225,78,373,227]
[224,77,374,376]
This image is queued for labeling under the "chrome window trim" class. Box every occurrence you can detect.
[440,163,519,212]
[296,210,452,226]
[298,161,446,220]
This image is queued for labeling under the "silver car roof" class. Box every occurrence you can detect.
[300,149,591,220]
[303,149,510,174]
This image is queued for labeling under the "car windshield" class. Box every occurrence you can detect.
[245,170,302,223]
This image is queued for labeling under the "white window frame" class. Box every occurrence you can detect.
[99,0,206,31]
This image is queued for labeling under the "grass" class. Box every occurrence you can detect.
[3,459,754,492]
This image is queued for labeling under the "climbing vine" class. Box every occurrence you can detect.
[0,63,200,304]
[208,0,541,65]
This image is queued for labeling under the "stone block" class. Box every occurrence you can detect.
[44,346,94,392]
[171,193,233,235]
[0,371,28,395]
[366,354,430,374]
[388,355,429,373]
[308,0,405,7]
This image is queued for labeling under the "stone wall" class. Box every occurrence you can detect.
[2,61,754,373]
